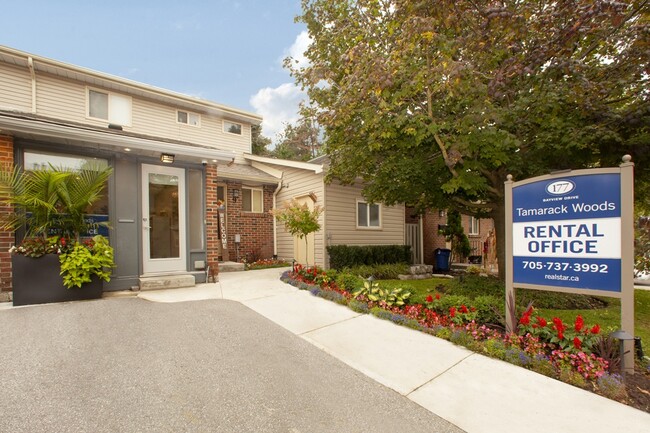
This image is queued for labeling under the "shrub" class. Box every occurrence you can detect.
[327,244,411,269]
[335,272,364,290]
[471,295,503,326]
[483,338,507,359]
[344,263,410,280]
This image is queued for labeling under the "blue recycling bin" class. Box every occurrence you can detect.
[435,248,451,271]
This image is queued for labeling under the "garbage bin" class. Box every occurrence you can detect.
[435,248,452,271]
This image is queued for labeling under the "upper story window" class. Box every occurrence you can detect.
[177,110,200,127]
[242,187,263,213]
[88,88,132,126]
[357,200,381,229]
[469,217,480,236]
[224,121,242,135]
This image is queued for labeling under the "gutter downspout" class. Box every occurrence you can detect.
[27,57,36,113]
[272,174,284,258]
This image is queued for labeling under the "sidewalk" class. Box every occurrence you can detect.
[139,268,649,433]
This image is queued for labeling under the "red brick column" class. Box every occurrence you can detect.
[0,135,14,292]
[205,164,220,267]
[422,209,448,266]
[226,183,274,262]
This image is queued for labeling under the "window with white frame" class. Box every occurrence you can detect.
[242,187,263,212]
[223,121,242,135]
[88,88,132,126]
[357,200,380,228]
[177,110,200,127]
[469,217,480,235]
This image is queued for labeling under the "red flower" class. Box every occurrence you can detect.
[460,305,469,314]
[573,337,582,350]
[426,295,433,303]
[519,314,531,326]
[536,316,547,327]
[60,237,66,246]
[449,307,456,318]
[591,324,600,335]
[435,293,441,300]
[553,317,565,340]
[574,315,584,332]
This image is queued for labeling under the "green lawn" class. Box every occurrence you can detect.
[379,277,650,349]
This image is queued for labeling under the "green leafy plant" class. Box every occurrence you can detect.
[59,235,114,288]
[1,163,115,290]
[352,279,412,307]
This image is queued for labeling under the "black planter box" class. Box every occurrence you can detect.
[12,254,103,306]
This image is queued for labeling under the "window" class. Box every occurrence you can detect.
[23,150,110,219]
[242,187,263,213]
[224,121,242,135]
[177,110,200,127]
[88,88,132,126]
[469,217,480,236]
[357,201,380,228]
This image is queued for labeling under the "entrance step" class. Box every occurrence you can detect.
[139,274,195,291]
[219,261,245,272]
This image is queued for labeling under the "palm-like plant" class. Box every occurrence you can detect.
[0,163,112,241]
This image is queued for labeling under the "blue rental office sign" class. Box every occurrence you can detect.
[511,173,622,293]
[505,157,635,370]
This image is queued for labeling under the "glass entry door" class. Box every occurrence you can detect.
[142,164,186,274]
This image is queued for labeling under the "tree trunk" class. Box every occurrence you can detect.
[490,197,507,281]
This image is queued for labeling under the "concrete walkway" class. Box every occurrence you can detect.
[138,267,650,433]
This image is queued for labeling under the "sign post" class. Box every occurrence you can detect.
[505,156,635,373]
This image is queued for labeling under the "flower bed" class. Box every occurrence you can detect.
[281,266,649,411]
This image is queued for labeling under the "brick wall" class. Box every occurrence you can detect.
[0,135,14,292]
[422,209,448,266]
[225,182,275,262]
[205,164,220,266]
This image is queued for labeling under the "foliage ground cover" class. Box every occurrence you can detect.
[281,265,650,412]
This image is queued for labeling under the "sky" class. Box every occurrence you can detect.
[0,0,310,144]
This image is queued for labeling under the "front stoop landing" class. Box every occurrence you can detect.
[139,274,195,291]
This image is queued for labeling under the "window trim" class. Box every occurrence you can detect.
[242,186,264,213]
[223,120,243,135]
[86,87,133,127]
[356,199,382,230]
[469,216,480,236]
[176,110,201,127]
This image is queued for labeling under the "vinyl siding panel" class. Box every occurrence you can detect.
[0,63,33,112]
[325,181,405,267]
[28,73,252,154]
[36,74,87,122]
[273,166,326,266]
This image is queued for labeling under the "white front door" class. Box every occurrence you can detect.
[142,164,186,274]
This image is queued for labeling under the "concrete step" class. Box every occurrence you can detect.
[139,274,195,291]
[218,261,245,272]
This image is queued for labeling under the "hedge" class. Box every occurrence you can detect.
[327,244,411,270]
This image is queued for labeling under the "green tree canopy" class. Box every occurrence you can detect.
[292,0,650,277]
[251,124,272,156]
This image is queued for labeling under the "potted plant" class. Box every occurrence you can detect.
[0,163,114,306]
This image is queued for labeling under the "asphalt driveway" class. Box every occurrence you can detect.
[0,297,463,433]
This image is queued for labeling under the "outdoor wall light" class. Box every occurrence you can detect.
[160,153,175,164]
[233,188,240,202]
